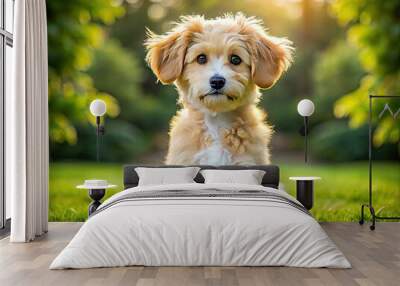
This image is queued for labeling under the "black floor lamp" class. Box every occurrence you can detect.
[90,99,106,162]
[297,99,315,163]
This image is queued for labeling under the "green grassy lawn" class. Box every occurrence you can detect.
[49,161,400,222]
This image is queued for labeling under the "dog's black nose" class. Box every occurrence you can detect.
[209,75,226,90]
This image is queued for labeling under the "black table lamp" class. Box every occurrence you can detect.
[297,99,315,163]
[90,99,106,162]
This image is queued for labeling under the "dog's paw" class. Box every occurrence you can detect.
[223,127,250,154]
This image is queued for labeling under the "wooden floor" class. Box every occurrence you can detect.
[0,222,399,286]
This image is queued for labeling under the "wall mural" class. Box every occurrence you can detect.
[46,1,400,223]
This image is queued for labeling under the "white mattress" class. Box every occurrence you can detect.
[50,183,350,269]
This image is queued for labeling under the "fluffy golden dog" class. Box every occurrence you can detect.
[145,14,293,165]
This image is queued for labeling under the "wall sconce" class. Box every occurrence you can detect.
[297,99,315,163]
[90,99,106,162]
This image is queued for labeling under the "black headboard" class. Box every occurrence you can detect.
[123,165,280,189]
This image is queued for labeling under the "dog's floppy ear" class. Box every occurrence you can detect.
[250,34,293,89]
[237,14,293,89]
[145,17,203,84]
[251,34,293,88]
[145,30,186,84]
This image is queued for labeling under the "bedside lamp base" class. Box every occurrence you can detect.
[289,177,321,211]
[88,189,105,216]
[296,181,313,210]
[77,180,116,218]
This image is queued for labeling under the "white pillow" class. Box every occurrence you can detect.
[200,169,266,185]
[135,167,200,186]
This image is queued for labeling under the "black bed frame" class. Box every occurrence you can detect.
[123,165,280,190]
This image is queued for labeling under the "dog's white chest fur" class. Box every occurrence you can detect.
[194,112,234,165]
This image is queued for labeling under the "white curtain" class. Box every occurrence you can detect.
[8,0,49,242]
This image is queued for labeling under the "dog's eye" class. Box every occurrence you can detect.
[230,55,242,65]
[197,54,207,65]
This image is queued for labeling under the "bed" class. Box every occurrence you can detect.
[50,165,350,269]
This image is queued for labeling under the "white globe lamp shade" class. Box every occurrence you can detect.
[297,99,315,117]
[90,99,106,117]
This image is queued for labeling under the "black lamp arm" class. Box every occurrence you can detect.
[96,116,105,135]
[304,116,309,163]
[95,116,105,162]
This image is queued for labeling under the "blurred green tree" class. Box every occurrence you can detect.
[59,39,174,162]
[47,0,124,145]
[52,119,149,162]
[312,41,365,123]
[88,40,173,132]
[332,0,400,148]
[261,1,342,141]
[310,41,367,161]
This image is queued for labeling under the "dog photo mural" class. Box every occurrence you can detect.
[145,14,293,165]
